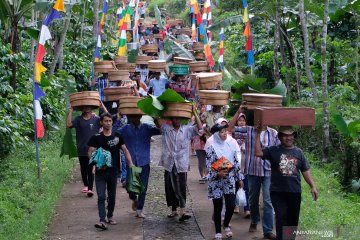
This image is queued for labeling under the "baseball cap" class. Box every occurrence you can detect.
[278,126,295,135]
[215,117,228,125]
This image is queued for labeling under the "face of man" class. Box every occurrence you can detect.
[171,117,181,129]
[155,73,160,80]
[101,116,113,131]
[129,115,142,126]
[212,105,221,113]
[82,106,92,114]
[279,133,295,148]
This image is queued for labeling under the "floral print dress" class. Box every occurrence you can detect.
[206,145,242,199]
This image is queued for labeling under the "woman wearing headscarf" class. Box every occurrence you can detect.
[206,123,244,240]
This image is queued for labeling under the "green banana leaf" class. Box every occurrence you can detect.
[266,80,287,97]
[154,4,163,29]
[207,15,243,32]
[60,126,78,159]
[165,38,195,60]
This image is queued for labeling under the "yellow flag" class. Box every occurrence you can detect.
[35,63,47,82]
[243,7,248,23]
[53,0,65,12]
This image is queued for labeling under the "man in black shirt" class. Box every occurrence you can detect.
[255,126,318,240]
[88,112,134,230]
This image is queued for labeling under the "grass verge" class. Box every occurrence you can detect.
[0,131,75,240]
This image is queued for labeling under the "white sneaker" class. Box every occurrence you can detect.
[214,233,223,239]
[224,227,233,238]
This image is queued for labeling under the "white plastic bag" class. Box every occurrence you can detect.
[235,188,247,207]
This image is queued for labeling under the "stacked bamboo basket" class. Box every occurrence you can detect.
[70,91,101,110]
[148,60,166,72]
[118,96,144,115]
[163,102,193,119]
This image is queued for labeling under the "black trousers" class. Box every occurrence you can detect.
[212,194,236,234]
[164,166,187,210]
[78,156,94,190]
[270,192,301,240]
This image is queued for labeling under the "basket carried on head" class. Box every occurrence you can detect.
[169,65,189,76]
[114,56,128,66]
[153,34,163,39]
[163,102,193,119]
[118,96,144,115]
[173,57,192,65]
[108,70,130,82]
[180,28,192,36]
[194,52,205,60]
[196,72,222,90]
[94,61,116,74]
[242,93,283,109]
[70,91,101,111]
[148,60,166,72]
[136,55,152,65]
[104,87,134,102]
[142,44,158,53]
[189,61,210,72]
[117,63,136,73]
[199,90,230,106]
[192,42,204,51]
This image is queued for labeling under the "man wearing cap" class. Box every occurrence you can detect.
[117,115,161,218]
[228,105,278,240]
[255,126,318,240]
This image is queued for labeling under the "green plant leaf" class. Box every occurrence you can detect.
[331,112,350,137]
[207,15,243,32]
[266,79,287,97]
[26,27,39,40]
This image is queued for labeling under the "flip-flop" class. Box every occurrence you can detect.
[179,214,191,221]
[94,222,107,230]
[167,212,178,218]
[107,219,117,225]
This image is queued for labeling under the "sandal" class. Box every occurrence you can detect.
[179,214,191,221]
[135,212,146,218]
[167,211,178,218]
[214,233,222,240]
[107,219,117,225]
[224,227,233,238]
[94,222,107,230]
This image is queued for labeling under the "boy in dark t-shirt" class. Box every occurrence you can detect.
[88,113,134,230]
[255,126,318,240]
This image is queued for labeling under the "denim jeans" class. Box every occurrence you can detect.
[120,152,127,182]
[243,175,250,211]
[248,175,274,235]
[128,164,150,211]
[95,168,118,222]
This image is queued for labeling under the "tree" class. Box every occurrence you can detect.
[321,0,330,163]
[0,0,34,90]
[299,0,318,100]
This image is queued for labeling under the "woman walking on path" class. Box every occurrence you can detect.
[206,123,244,240]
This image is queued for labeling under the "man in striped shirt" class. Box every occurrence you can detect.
[229,106,279,240]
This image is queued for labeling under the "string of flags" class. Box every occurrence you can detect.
[118,7,133,56]
[218,27,225,71]
[33,0,65,138]
[94,0,109,62]
[242,0,254,69]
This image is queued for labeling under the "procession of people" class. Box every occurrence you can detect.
[66,2,319,240]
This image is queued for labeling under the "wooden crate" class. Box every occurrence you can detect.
[254,107,315,127]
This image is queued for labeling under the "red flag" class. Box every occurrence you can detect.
[245,36,252,50]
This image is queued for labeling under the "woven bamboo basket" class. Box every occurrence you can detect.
[116,63,136,72]
[104,87,134,102]
[139,18,145,24]
[114,56,128,65]
[163,102,193,119]
[153,34,163,39]
[136,55,152,65]
[94,61,116,73]
[70,91,101,110]
[194,52,205,60]
[118,96,144,115]
[148,60,166,72]
[175,19,184,26]
[192,42,204,51]
[197,72,222,90]
[142,44,158,53]
[108,70,130,82]
[173,57,192,65]
[189,61,210,72]
[242,93,283,109]
[167,19,178,27]
[199,90,230,106]
[181,28,192,36]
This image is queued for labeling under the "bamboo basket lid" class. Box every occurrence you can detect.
[192,42,204,51]
[114,56,128,65]
[136,55,152,65]
[163,102,192,119]
[94,61,116,73]
[173,57,192,65]
[199,90,230,100]
[108,70,130,82]
[118,96,144,115]
[242,93,283,109]
[148,60,166,68]
[70,91,101,110]
[104,87,134,101]
[199,98,229,106]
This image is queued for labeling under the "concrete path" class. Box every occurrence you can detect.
[45,136,268,240]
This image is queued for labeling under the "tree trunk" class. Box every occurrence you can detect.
[321,0,330,163]
[49,13,72,77]
[80,0,87,43]
[299,0,318,100]
[30,10,37,64]
[10,18,19,90]
[355,28,360,92]
[93,0,100,39]
[273,3,281,84]
[58,48,64,70]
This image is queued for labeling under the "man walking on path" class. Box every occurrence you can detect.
[67,104,107,197]
[158,106,203,221]
[88,113,134,230]
[117,114,161,218]
[228,105,278,240]
[255,126,318,240]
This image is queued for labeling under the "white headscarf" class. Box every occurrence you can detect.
[211,132,239,164]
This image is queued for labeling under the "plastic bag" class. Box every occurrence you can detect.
[127,166,144,194]
[235,188,247,207]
